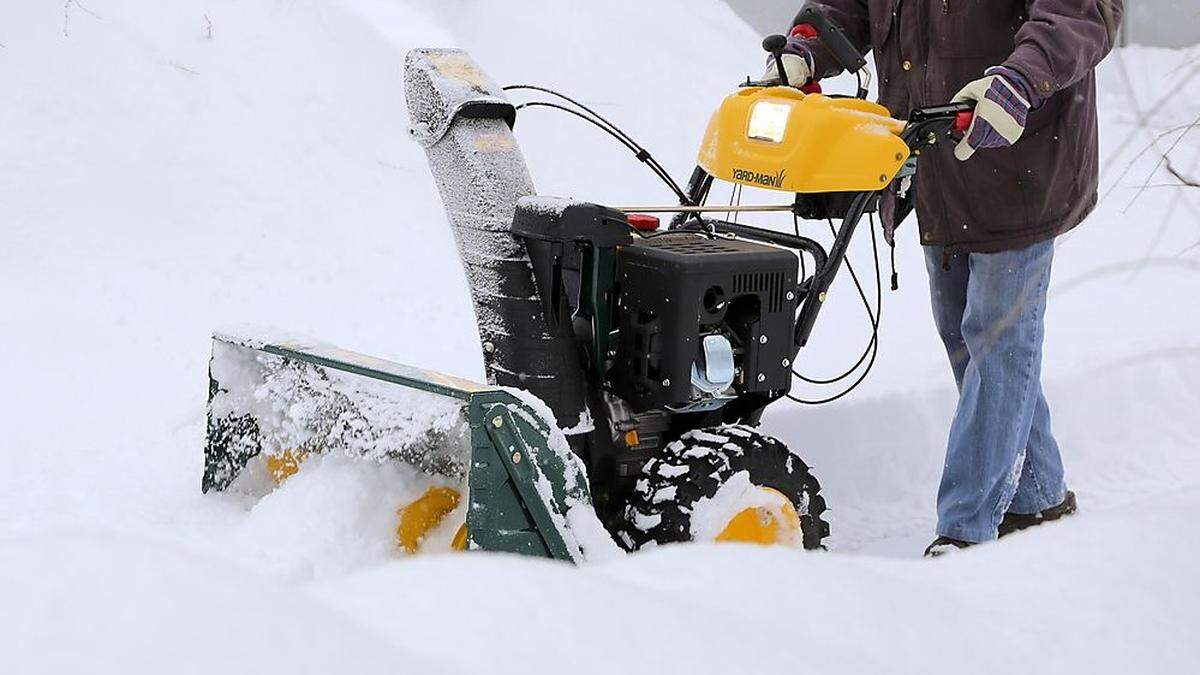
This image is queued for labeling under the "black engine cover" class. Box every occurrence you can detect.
[609,234,798,412]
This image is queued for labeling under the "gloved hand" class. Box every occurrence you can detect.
[951,67,1035,161]
[762,51,813,88]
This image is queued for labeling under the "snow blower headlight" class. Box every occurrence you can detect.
[747,100,792,144]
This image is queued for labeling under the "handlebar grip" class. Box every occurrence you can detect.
[954,111,974,135]
[793,7,867,74]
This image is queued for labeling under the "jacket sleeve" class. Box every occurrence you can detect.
[785,1,871,80]
[1003,0,1124,100]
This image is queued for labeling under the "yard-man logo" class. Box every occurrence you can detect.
[732,168,787,189]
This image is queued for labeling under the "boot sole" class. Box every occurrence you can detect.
[998,491,1077,538]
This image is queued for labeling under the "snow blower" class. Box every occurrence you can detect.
[204,15,974,561]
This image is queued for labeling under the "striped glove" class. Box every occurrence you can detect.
[952,67,1036,161]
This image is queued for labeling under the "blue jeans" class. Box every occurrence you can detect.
[924,239,1068,543]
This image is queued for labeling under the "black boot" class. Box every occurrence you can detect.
[923,536,973,558]
[998,491,1077,538]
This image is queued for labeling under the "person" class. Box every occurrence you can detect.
[765,0,1124,556]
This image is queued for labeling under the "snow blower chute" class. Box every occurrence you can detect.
[203,16,975,561]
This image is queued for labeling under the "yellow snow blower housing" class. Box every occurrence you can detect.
[698,86,910,194]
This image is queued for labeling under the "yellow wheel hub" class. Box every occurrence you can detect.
[715,487,802,546]
[396,486,462,554]
[265,448,308,485]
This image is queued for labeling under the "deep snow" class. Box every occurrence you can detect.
[2,0,1198,673]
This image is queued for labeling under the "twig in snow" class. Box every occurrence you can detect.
[63,0,101,38]
[204,15,214,40]
[171,62,200,76]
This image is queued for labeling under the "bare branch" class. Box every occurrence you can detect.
[1167,47,1200,75]
[1099,52,1200,206]
[1052,257,1200,298]
[73,0,100,19]
[63,0,101,38]
[204,14,214,40]
[1125,113,1200,209]
[1166,144,1199,188]
[1134,183,1200,190]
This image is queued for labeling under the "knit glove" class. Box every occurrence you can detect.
[762,49,813,88]
[952,67,1036,161]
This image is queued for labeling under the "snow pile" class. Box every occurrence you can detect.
[0,533,448,675]
[1,0,1198,673]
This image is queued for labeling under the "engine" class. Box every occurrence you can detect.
[511,197,798,418]
[609,233,797,412]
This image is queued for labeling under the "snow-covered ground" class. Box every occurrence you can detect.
[2,1,1198,672]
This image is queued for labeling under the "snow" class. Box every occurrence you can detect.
[2,0,1199,673]
[208,338,469,477]
[688,470,795,542]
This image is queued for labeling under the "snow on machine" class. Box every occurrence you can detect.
[203,15,975,562]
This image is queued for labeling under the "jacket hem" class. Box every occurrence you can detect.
[924,193,1097,254]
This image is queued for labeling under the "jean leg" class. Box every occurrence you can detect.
[923,247,971,390]
[935,239,1056,543]
[1008,389,1068,514]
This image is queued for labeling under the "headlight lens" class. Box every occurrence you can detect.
[747,101,792,143]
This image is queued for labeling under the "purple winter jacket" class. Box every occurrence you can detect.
[790,0,1123,253]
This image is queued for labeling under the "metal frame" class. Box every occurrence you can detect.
[622,103,971,360]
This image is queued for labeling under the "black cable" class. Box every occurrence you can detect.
[511,101,688,204]
[786,213,883,404]
[505,85,690,203]
[505,85,640,147]
[794,216,879,385]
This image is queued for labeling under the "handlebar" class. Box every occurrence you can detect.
[903,101,976,148]
[793,6,867,75]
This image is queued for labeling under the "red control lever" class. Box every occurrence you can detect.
[790,23,818,39]
[954,111,975,135]
[789,23,823,94]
